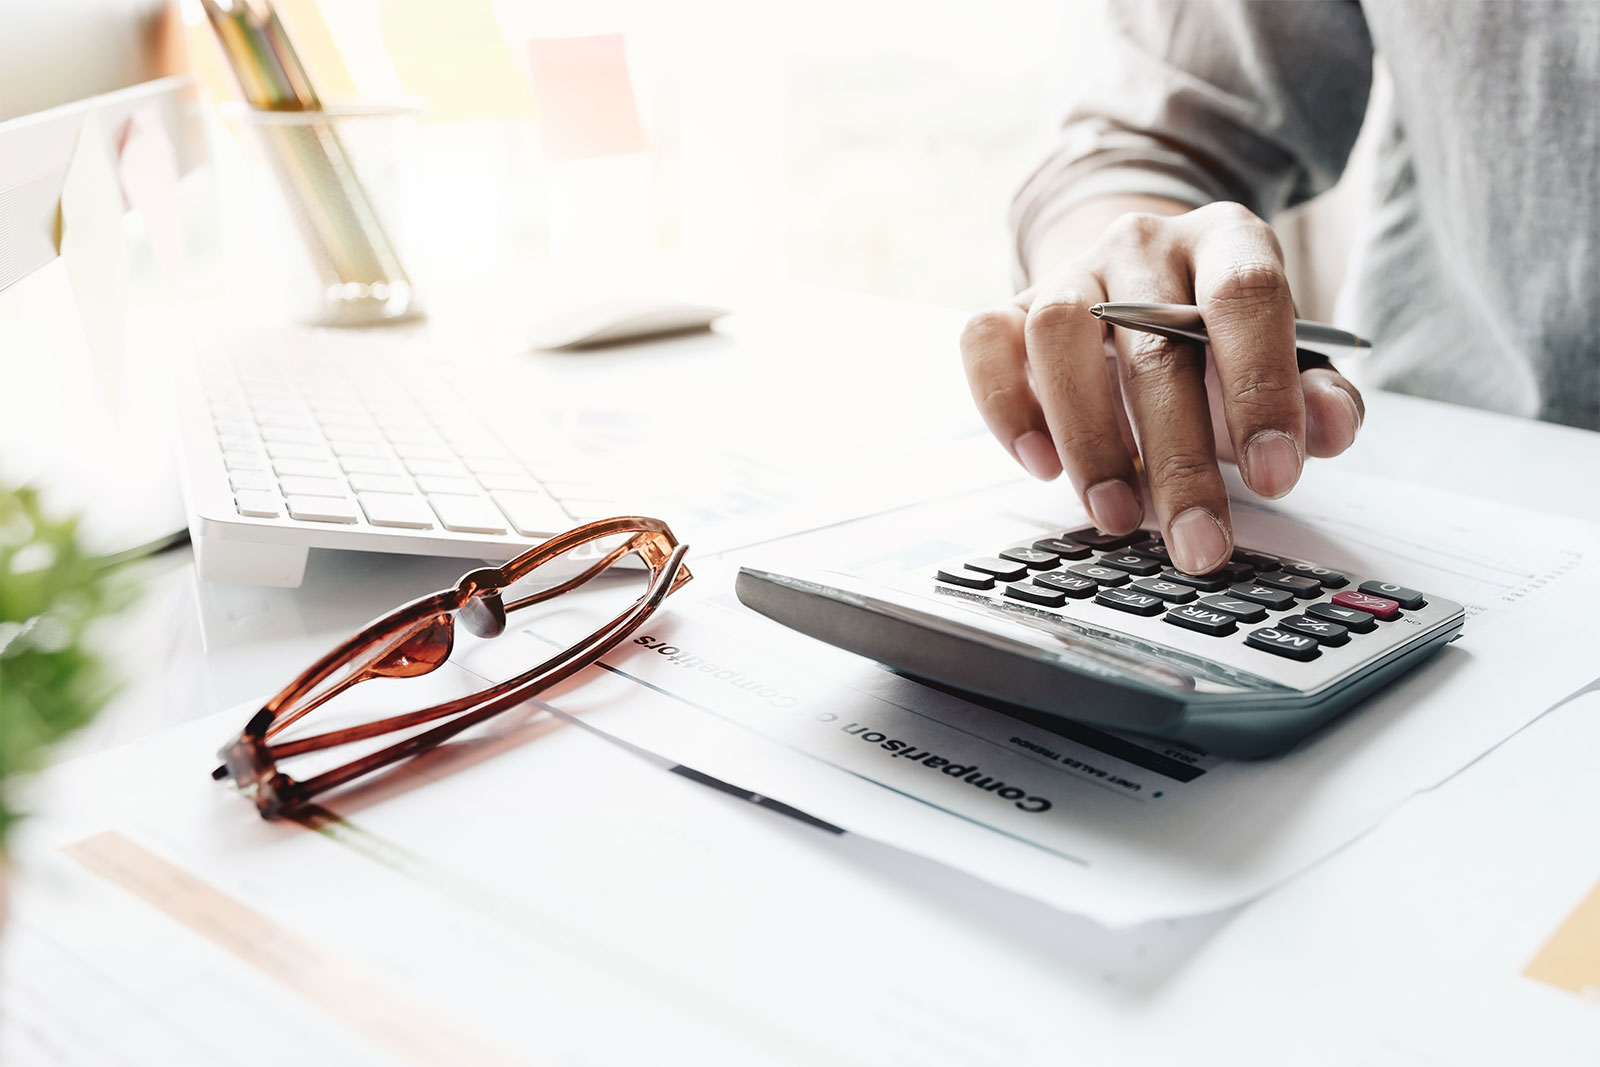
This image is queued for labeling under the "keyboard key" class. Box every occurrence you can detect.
[1031,537,1093,560]
[260,426,321,445]
[964,557,1030,582]
[1252,571,1323,599]
[1217,561,1256,582]
[1245,626,1321,661]
[1005,582,1067,608]
[1278,560,1348,587]
[265,442,329,462]
[278,474,348,498]
[358,493,435,529]
[464,455,525,475]
[1096,587,1164,616]
[1130,577,1197,603]
[1164,603,1238,636]
[330,438,391,458]
[1198,595,1268,623]
[1306,601,1377,632]
[415,475,480,497]
[348,472,413,494]
[393,441,453,462]
[1031,571,1098,598]
[476,470,540,492]
[1063,526,1140,550]
[1160,568,1231,592]
[1279,614,1351,647]
[936,566,996,590]
[1098,552,1162,576]
[229,470,272,492]
[405,459,471,479]
[286,495,359,524]
[1357,581,1426,610]
[339,454,402,475]
[272,459,340,479]
[1227,583,1297,611]
[1126,540,1173,564]
[428,495,508,534]
[234,491,280,518]
[1232,549,1281,570]
[1331,589,1401,621]
[1068,563,1130,586]
[998,547,1060,570]
[223,450,264,471]
[492,491,570,537]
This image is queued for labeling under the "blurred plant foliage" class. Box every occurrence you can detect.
[0,487,133,849]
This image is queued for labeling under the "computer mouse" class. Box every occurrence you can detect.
[529,298,730,351]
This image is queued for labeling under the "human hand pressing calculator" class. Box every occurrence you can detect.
[736,526,1464,758]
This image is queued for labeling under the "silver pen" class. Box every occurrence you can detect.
[1090,302,1369,368]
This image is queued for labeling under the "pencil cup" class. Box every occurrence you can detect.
[223,101,424,328]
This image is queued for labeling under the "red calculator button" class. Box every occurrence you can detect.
[1331,589,1400,620]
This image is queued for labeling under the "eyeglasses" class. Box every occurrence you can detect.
[213,516,691,818]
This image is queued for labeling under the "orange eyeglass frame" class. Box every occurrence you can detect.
[214,516,691,818]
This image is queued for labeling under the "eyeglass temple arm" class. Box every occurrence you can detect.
[276,544,690,809]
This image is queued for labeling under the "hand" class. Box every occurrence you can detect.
[960,201,1365,575]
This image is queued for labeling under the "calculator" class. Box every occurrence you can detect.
[735,526,1465,758]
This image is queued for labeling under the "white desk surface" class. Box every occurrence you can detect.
[10,286,1600,1064]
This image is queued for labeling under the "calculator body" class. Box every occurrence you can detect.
[735,529,1465,758]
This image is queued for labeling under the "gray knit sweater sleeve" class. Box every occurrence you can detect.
[1012,0,1373,286]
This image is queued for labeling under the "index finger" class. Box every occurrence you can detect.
[1182,204,1305,499]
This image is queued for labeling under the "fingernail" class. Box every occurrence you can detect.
[1086,479,1142,534]
[1170,508,1229,574]
[1013,430,1061,481]
[1243,431,1303,499]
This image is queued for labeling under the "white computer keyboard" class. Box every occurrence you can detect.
[179,334,623,587]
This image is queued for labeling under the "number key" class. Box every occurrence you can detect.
[1357,580,1425,610]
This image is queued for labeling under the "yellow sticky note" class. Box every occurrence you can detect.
[273,0,359,100]
[379,0,535,122]
[1525,879,1600,999]
[117,104,186,280]
[526,34,648,163]
[58,110,129,412]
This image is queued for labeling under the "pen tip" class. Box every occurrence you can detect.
[1089,304,1105,319]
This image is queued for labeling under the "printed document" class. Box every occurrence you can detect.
[466,466,1600,926]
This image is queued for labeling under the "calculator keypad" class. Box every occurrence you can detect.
[933,526,1438,675]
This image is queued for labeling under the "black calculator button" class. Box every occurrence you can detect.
[1198,595,1268,623]
[1160,568,1231,592]
[1227,583,1297,611]
[1245,626,1322,661]
[1126,540,1173,564]
[1279,614,1351,646]
[1305,601,1377,633]
[1062,526,1140,550]
[935,567,995,590]
[1218,561,1256,582]
[1068,563,1130,586]
[1032,537,1094,560]
[999,547,1060,570]
[1164,603,1238,636]
[1131,578,1197,603]
[1279,560,1348,588]
[1098,553,1162,576]
[1358,580,1426,610]
[1095,588,1165,616]
[1005,582,1067,607]
[1232,549,1281,570]
[1253,571,1323,599]
[1032,571,1098,598]
[964,557,1029,582]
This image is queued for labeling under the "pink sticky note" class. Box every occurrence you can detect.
[526,34,648,163]
[116,104,185,279]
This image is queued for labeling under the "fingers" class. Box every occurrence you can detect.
[959,304,1061,481]
[1097,215,1233,573]
[1185,203,1305,499]
[1022,271,1145,534]
[1301,366,1365,458]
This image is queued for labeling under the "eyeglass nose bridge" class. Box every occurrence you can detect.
[460,587,508,638]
